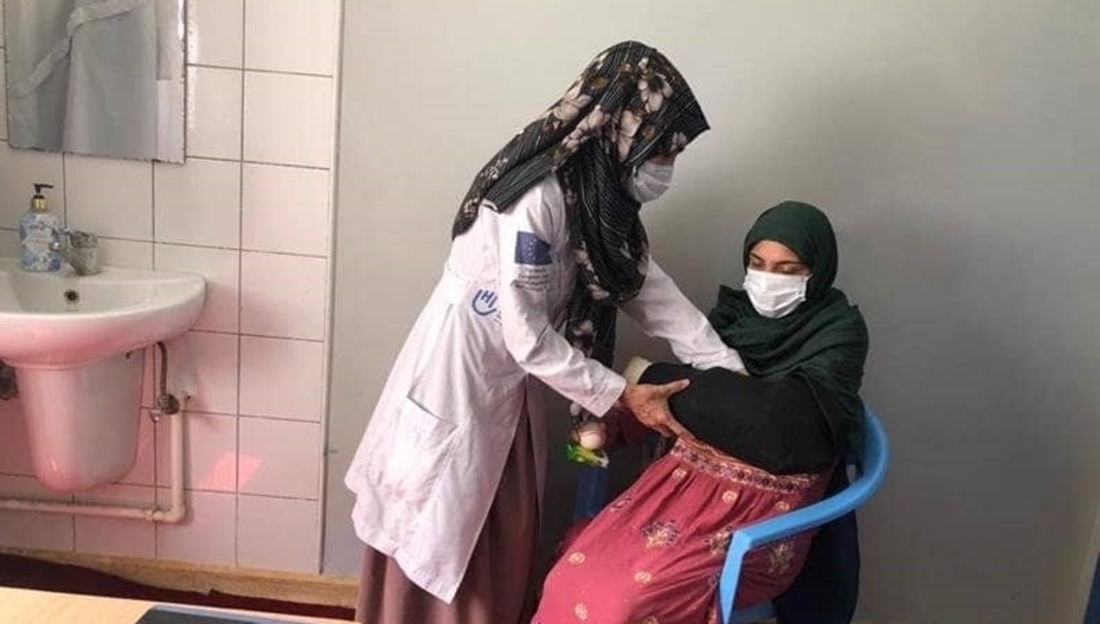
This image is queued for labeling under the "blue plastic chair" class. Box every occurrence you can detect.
[572,407,889,624]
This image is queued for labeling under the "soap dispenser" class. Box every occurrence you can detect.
[19,183,62,272]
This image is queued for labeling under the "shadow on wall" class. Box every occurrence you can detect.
[846,203,1099,618]
[654,51,1097,618]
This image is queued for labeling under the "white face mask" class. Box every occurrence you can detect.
[743,268,810,318]
[626,161,674,203]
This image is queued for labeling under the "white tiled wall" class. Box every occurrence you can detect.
[0,0,340,575]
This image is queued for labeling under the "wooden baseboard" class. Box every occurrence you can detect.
[0,548,892,620]
[0,547,357,609]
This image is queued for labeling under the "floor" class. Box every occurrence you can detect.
[0,553,354,621]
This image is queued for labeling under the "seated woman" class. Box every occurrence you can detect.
[531,200,870,624]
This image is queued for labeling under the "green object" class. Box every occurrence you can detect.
[566,443,609,468]
[707,200,870,454]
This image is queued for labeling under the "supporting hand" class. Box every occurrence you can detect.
[617,379,696,442]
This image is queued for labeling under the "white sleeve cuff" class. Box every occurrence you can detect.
[581,372,626,417]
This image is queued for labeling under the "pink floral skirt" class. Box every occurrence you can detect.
[532,437,830,624]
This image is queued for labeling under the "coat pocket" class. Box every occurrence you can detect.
[374,397,458,532]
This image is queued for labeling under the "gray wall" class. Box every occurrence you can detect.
[326,1,1100,621]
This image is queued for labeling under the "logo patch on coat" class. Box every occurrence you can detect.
[515,231,552,265]
[513,231,552,290]
[472,289,501,323]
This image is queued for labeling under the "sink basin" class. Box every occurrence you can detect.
[0,257,206,369]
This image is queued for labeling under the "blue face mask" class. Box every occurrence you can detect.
[626,161,674,203]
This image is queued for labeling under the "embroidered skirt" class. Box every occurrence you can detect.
[532,437,830,624]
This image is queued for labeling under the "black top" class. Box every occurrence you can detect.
[639,362,836,474]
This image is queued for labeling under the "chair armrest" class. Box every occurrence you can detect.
[717,408,889,621]
[733,477,870,548]
[716,480,863,618]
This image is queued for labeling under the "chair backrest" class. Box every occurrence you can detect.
[718,407,890,622]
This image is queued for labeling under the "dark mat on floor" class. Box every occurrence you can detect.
[0,553,354,620]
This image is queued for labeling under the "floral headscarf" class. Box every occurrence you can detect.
[451,40,710,366]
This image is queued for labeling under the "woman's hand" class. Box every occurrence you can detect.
[617,379,696,441]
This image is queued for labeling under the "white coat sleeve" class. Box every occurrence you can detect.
[495,185,626,418]
[619,256,747,373]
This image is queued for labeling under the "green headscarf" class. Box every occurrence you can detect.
[708,201,870,454]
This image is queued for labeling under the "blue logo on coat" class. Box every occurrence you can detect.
[515,231,551,265]
[472,289,499,318]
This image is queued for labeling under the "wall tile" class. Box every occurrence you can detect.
[0,144,64,229]
[116,410,156,487]
[187,0,244,68]
[0,397,33,475]
[186,67,243,160]
[242,163,330,256]
[73,483,157,557]
[98,239,154,269]
[181,331,239,415]
[243,73,334,168]
[155,488,236,566]
[240,252,327,340]
[237,495,321,573]
[245,0,337,76]
[239,336,324,422]
[0,475,74,551]
[64,154,154,239]
[238,417,320,499]
[155,411,237,493]
[0,227,19,257]
[154,158,241,248]
[155,244,240,333]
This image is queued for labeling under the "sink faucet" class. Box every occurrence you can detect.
[50,230,99,276]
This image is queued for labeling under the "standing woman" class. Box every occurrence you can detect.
[344,41,746,624]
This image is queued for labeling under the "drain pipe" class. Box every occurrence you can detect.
[0,343,187,522]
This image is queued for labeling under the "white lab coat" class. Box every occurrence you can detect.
[344,176,744,603]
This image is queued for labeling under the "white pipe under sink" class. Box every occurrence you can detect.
[0,397,187,523]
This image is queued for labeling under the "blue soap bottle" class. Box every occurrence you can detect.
[19,183,62,272]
